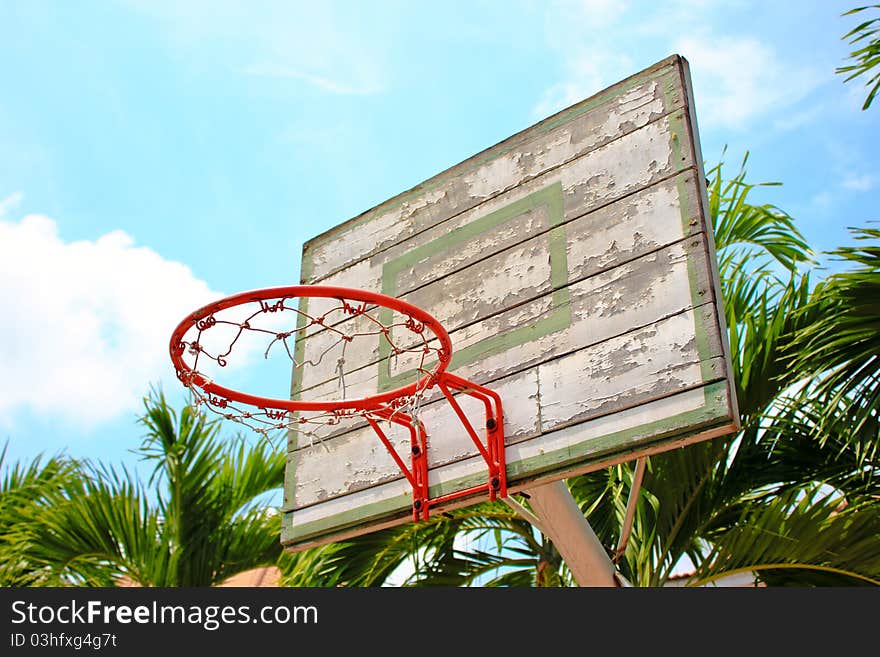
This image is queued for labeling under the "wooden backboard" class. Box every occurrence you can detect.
[281,55,739,551]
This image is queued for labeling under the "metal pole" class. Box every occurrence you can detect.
[502,495,548,535]
[615,457,647,560]
[522,480,619,587]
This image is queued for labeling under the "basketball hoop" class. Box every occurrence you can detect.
[169,285,506,522]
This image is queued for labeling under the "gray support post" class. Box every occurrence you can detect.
[523,480,619,587]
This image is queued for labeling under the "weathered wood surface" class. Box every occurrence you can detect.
[295,110,697,335]
[295,199,711,399]
[293,96,702,400]
[285,302,726,509]
[297,167,706,398]
[291,236,718,429]
[302,56,688,284]
[283,381,734,547]
[281,55,739,550]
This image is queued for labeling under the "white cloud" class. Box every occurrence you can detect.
[810,191,833,212]
[534,81,593,120]
[532,3,826,130]
[843,83,870,112]
[533,50,634,118]
[841,173,877,192]
[237,65,382,96]
[0,191,24,216]
[0,213,220,429]
[772,104,826,133]
[532,0,635,118]
[570,0,629,26]
[675,36,823,130]
[805,172,876,217]
[123,0,388,96]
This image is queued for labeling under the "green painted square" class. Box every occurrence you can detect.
[377,182,571,392]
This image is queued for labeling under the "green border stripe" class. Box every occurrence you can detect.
[661,80,717,396]
[283,381,731,544]
[378,182,571,391]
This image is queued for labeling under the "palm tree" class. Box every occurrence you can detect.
[0,445,81,586]
[278,523,450,586]
[326,154,880,587]
[787,228,880,445]
[20,389,288,587]
[838,4,880,110]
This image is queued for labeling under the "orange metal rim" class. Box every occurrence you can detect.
[169,285,454,413]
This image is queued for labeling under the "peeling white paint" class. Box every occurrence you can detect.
[284,58,735,549]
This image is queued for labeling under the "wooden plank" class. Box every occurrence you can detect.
[677,56,742,427]
[537,312,725,432]
[286,240,721,463]
[293,235,718,411]
[285,369,540,510]
[379,115,698,297]
[300,109,698,310]
[285,303,724,510]
[290,105,705,406]
[294,171,708,395]
[301,56,688,283]
[282,380,735,548]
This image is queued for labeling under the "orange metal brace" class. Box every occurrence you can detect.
[364,372,505,522]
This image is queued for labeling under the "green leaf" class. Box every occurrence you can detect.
[837,5,880,109]
[692,487,880,586]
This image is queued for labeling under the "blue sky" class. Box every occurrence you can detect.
[1,0,877,473]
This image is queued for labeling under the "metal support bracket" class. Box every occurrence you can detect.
[366,371,506,522]
[614,457,647,562]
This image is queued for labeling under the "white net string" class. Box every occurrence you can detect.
[174,294,446,448]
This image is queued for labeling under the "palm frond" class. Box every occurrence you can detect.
[280,521,444,587]
[762,391,880,491]
[13,392,292,587]
[0,447,83,586]
[787,227,880,436]
[708,152,813,273]
[209,437,286,518]
[837,5,880,109]
[378,502,578,587]
[726,272,816,424]
[692,486,880,586]
[25,463,168,587]
[207,509,284,585]
[708,153,817,423]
